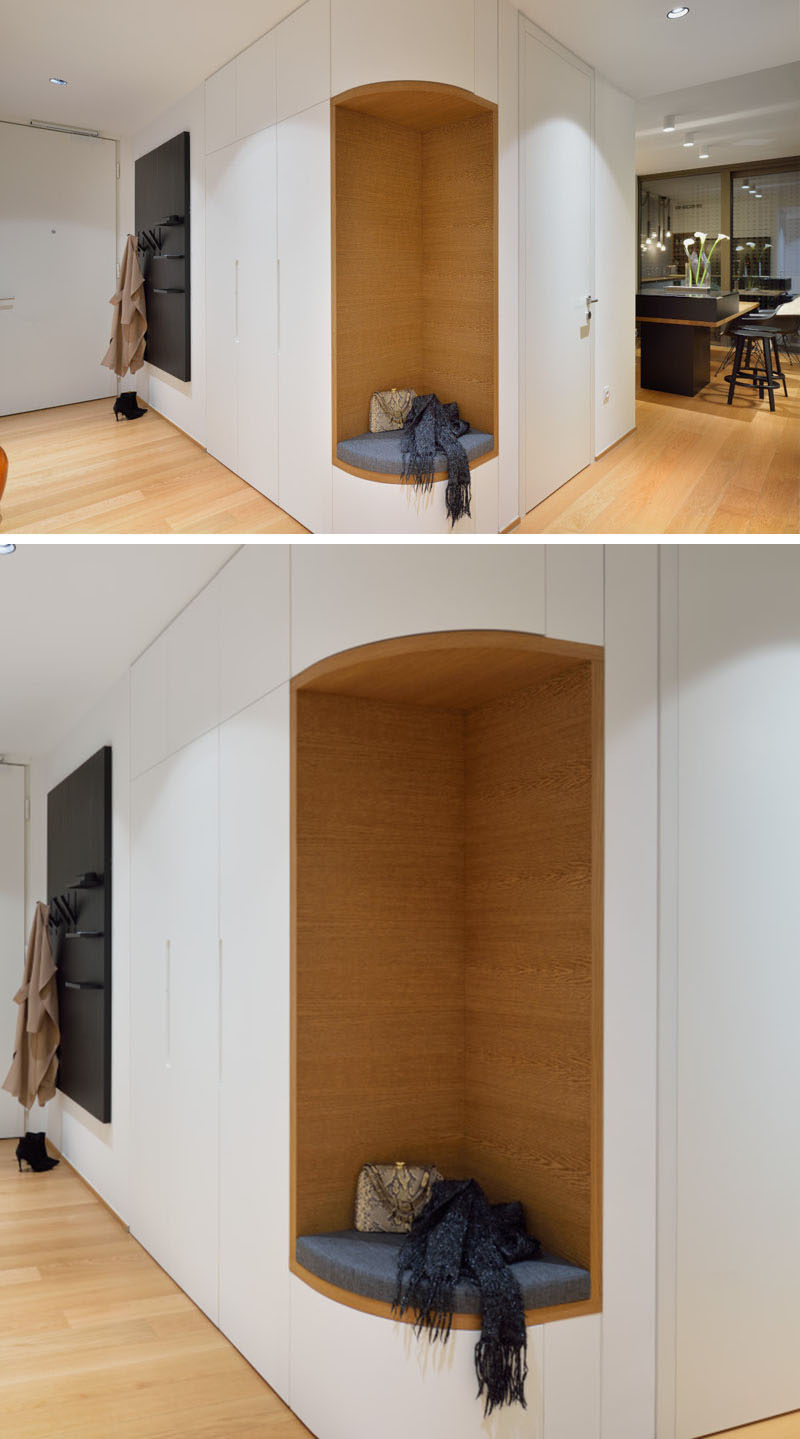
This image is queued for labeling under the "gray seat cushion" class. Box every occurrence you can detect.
[337,429,494,476]
[296,1230,591,1313]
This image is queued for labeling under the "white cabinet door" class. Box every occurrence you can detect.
[0,765,25,1140]
[206,60,237,153]
[545,544,605,646]
[165,577,220,755]
[218,546,291,723]
[276,0,331,122]
[277,103,332,533]
[130,759,173,1268]
[206,144,240,475]
[219,688,291,1400]
[474,0,499,103]
[236,128,279,500]
[130,634,167,779]
[236,30,277,139]
[290,543,547,674]
[163,731,220,1323]
[331,0,474,95]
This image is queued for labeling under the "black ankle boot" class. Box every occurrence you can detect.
[15,1133,58,1173]
[113,391,146,421]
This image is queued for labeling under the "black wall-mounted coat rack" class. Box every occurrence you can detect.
[135,133,191,381]
[47,748,112,1124]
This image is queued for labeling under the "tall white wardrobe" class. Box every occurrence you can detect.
[127,543,660,1439]
[204,0,332,532]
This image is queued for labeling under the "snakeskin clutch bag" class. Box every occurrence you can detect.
[355,1161,442,1234]
[368,388,416,434]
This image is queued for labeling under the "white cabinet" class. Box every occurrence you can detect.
[474,0,499,103]
[163,732,221,1323]
[290,543,547,674]
[130,733,220,1323]
[331,0,474,96]
[130,634,167,778]
[206,129,279,500]
[165,578,220,754]
[218,547,291,723]
[219,687,291,1400]
[545,544,605,645]
[205,59,237,153]
[277,103,332,533]
[236,30,277,139]
[276,0,331,122]
[205,144,240,473]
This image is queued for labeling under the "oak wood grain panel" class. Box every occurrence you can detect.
[335,81,495,132]
[294,690,466,1238]
[334,107,424,446]
[421,112,498,439]
[463,662,600,1273]
[295,629,602,711]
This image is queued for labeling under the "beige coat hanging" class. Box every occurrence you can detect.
[2,902,60,1109]
[101,234,147,378]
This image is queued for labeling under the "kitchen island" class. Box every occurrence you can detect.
[636,288,758,396]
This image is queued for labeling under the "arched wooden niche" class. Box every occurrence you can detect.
[291,631,603,1326]
[332,82,498,483]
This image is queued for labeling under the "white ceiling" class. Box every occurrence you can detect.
[0,543,237,759]
[636,62,800,174]
[0,0,301,137]
[521,0,800,101]
[0,0,799,139]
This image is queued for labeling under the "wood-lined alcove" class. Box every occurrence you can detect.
[291,631,603,1327]
[332,83,498,482]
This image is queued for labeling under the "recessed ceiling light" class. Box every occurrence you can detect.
[663,114,677,132]
[49,77,68,86]
[0,544,16,555]
[667,6,690,17]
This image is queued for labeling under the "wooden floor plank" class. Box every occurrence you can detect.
[0,1141,314,1438]
[518,350,800,535]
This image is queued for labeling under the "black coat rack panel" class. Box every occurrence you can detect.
[135,132,191,382]
[47,747,112,1124]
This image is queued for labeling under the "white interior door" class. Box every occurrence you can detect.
[520,20,594,516]
[0,764,25,1139]
[0,122,117,417]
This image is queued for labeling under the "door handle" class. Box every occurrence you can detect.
[586,295,599,322]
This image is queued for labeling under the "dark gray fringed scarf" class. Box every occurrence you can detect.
[401,394,472,528]
[394,1179,541,1416]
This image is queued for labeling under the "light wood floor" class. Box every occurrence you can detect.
[517,348,800,535]
[0,400,307,535]
[0,1139,313,1438]
[1,357,798,535]
[710,1416,800,1438]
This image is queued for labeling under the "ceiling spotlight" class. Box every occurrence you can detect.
[683,133,695,147]
[699,147,710,159]
[754,191,763,199]
[667,6,690,17]
[663,115,677,132]
[0,544,16,555]
[741,180,750,189]
[49,77,68,86]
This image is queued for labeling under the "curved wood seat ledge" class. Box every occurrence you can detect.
[296,1232,591,1317]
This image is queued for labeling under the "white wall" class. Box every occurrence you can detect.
[594,77,637,458]
[28,673,131,1221]
[0,763,26,1139]
[119,85,206,443]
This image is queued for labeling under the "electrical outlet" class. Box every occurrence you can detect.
[602,386,611,404]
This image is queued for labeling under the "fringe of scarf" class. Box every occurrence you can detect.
[400,394,472,528]
[394,1179,540,1416]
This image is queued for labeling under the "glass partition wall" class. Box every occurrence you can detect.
[733,168,800,297]
[640,173,723,287]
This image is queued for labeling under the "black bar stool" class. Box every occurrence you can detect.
[726,325,787,413]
